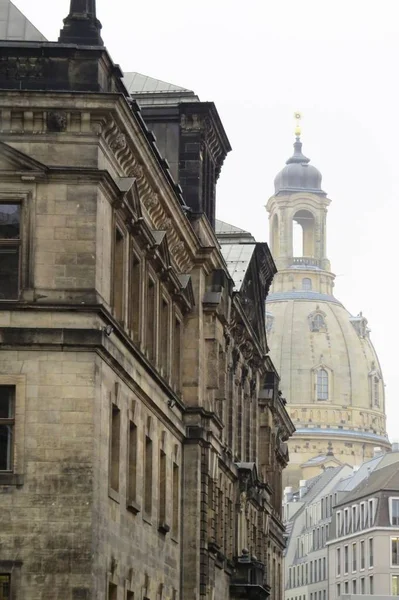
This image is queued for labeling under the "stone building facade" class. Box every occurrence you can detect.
[0,2,294,599]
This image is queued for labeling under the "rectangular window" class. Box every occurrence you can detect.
[146,277,156,361]
[352,542,357,572]
[344,508,350,534]
[337,511,341,536]
[126,592,134,600]
[173,316,181,392]
[110,404,120,493]
[108,582,117,600]
[129,253,141,341]
[336,584,340,597]
[127,421,137,505]
[369,575,374,594]
[172,462,179,537]
[361,577,365,594]
[369,538,374,567]
[393,537,399,566]
[360,502,365,528]
[0,203,21,300]
[113,228,125,322]
[368,499,374,527]
[160,298,170,378]
[0,386,15,471]
[144,436,153,516]
[352,579,357,594]
[159,449,166,527]
[344,545,349,574]
[393,575,399,596]
[360,540,365,569]
[0,574,10,600]
[392,499,399,526]
[323,557,326,580]
[344,581,349,594]
[352,505,357,532]
[337,547,341,576]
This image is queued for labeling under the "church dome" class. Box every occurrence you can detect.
[274,138,324,195]
[266,291,389,483]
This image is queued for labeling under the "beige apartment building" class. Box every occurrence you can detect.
[328,459,399,599]
[283,450,399,600]
[0,1,294,599]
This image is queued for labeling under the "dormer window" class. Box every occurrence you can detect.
[390,498,399,526]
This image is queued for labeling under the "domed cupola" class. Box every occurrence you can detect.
[274,132,325,196]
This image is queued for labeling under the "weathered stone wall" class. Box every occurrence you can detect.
[0,347,95,599]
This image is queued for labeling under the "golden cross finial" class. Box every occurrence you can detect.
[294,111,302,138]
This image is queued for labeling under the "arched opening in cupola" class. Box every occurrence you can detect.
[292,210,315,258]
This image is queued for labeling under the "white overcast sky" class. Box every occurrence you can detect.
[14,0,399,441]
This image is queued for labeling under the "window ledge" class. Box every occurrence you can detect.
[0,473,24,486]
[126,499,141,515]
[143,514,152,526]
[108,487,120,503]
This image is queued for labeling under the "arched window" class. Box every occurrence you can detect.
[302,278,312,291]
[317,369,329,400]
[292,210,315,258]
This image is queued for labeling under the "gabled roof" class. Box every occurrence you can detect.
[0,0,46,41]
[337,460,399,506]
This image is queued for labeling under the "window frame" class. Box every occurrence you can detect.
[0,193,31,303]
[392,536,399,568]
[316,368,329,401]
[112,223,128,324]
[0,573,11,600]
[368,537,374,569]
[128,246,143,344]
[0,386,15,472]
[392,574,399,596]
[390,497,399,526]
[0,377,26,486]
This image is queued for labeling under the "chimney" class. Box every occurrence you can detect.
[284,486,293,503]
[59,0,104,46]
[299,480,308,499]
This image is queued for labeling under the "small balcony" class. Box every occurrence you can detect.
[230,551,270,600]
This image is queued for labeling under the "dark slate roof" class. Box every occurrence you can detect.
[124,72,198,106]
[274,138,326,196]
[337,460,399,506]
[0,0,46,41]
